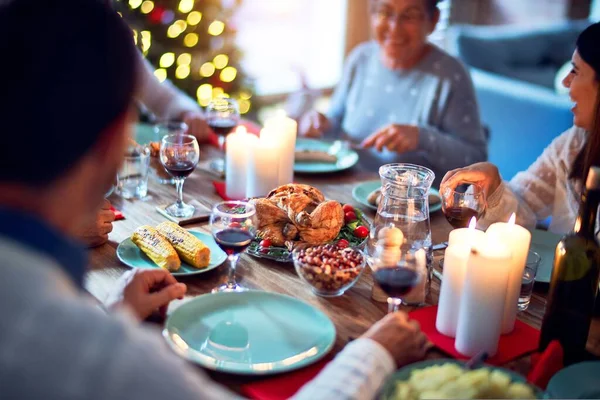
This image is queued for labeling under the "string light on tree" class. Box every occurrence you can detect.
[187,11,202,25]
[184,33,199,47]
[159,52,175,68]
[177,53,192,65]
[154,68,167,83]
[129,0,142,9]
[197,83,213,107]
[200,62,215,77]
[175,64,191,79]
[208,20,225,36]
[213,54,228,69]
[178,0,194,13]
[140,0,154,14]
[220,66,237,83]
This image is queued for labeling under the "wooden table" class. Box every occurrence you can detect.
[87,147,599,390]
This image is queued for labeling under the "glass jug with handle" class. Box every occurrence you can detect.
[368,164,435,299]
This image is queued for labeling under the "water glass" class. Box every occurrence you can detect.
[518,251,541,311]
[116,146,150,199]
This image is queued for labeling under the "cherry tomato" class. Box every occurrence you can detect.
[354,225,369,239]
[259,239,272,253]
[342,204,355,213]
[337,239,350,249]
[229,222,242,229]
[344,211,357,223]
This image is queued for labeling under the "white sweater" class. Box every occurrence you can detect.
[482,126,587,234]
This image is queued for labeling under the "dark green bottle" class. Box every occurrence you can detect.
[539,166,600,365]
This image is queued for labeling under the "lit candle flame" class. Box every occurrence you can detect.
[235,125,247,135]
[508,213,516,225]
[468,217,477,230]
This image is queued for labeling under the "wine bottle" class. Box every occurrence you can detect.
[539,166,600,365]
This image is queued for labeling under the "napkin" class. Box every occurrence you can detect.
[409,306,540,365]
[240,357,331,400]
[527,340,563,389]
[110,206,124,221]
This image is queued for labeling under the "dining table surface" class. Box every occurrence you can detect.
[88,144,600,392]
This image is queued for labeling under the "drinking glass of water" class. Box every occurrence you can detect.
[519,251,541,311]
[116,145,150,199]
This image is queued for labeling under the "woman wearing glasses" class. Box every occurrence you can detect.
[299,0,487,183]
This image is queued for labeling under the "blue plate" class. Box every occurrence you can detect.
[294,138,359,173]
[547,361,600,399]
[529,229,561,283]
[352,180,442,213]
[116,230,227,277]
[163,291,336,374]
[135,122,158,145]
[378,359,544,399]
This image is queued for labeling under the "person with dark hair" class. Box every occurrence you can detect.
[0,2,430,399]
[440,22,600,232]
[298,0,487,184]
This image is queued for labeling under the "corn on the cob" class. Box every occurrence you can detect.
[132,225,181,271]
[156,221,210,269]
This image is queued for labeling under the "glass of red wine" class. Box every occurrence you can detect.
[441,183,486,229]
[159,134,200,218]
[206,96,240,173]
[373,251,423,313]
[210,201,257,293]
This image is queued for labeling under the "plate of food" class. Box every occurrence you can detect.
[117,221,227,276]
[378,359,543,400]
[246,184,370,262]
[352,180,443,213]
[294,139,359,174]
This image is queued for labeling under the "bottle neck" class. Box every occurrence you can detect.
[574,189,600,236]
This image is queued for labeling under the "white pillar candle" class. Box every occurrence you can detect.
[263,111,297,185]
[486,213,532,334]
[246,134,280,198]
[436,243,471,337]
[455,237,512,357]
[226,126,256,200]
[448,217,485,247]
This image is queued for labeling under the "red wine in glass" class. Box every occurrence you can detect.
[163,160,196,178]
[444,207,480,229]
[208,118,237,137]
[214,228,254,256]
[373,268,420,298]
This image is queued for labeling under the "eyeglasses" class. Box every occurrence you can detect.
[372,7,426,25]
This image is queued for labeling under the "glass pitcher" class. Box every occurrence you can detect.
[368,164,435,293]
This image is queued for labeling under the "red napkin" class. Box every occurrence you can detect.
[409,306,540,365]
[241,357,332,400]
[110,206,125,220]
[527,340,563,389]
[213,181,234,201]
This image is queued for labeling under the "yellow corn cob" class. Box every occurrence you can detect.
[156,221,210,269]
[132,225,181,271]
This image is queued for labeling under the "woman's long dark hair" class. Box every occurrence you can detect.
[569,22,600,183]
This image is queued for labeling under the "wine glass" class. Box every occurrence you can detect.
[153,121,188,184]
[159,134,200,218]
[441,183,486,229]
[206,96,240,173]
[210,201,257,293]
[372,250,423,313]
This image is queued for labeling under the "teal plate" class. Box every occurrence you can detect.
[116,230,227,277]
[547,361,600,399]
[530,229,561,283]
[378,359,544,399]
[135,122,158,145]
[294,138,359,174]
[163,291,336,375]
[352,180,442,213]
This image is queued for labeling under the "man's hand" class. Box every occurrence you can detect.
[361,124,420,153]
[361,312,430,367]
[78,199,115,248]
[181,110,210,142]
[105,268,187,321]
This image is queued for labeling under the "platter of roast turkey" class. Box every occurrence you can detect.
[247,184,370,262]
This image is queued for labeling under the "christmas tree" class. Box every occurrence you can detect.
[113,0,253,117]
